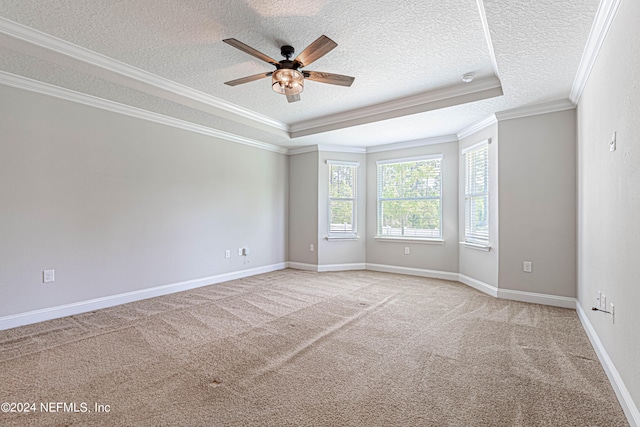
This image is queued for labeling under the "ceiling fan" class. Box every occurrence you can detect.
[223,35,355,103]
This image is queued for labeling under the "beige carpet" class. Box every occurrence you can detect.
[0,269,628,426]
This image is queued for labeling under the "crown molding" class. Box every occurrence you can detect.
[289,77,504,138]
[0,70,288,155]
[287,144,367,155]
[287,146,318,155]
[476,0,500,79]
[457,114,497,140]
[570,0,623,104]
[0,16,289,133]
[317,144,367,153]
[494,99,575,122]
[366,135,459,153]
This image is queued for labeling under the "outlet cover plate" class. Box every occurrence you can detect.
[43,269,55,283]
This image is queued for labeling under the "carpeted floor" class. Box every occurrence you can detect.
[0,269,628,426]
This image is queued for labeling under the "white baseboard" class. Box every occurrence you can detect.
[288,262,367,272]
[318,263,366,272]
[497,288,576,309]
[576,303,640,427]
[365,263,459,282]
[287,262,319,272]
[0,262,287,331]
[3,261,636,427]
[458,274,498,297]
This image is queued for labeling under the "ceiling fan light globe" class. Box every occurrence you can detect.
[272,69,304,95]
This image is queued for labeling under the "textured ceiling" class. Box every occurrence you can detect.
[0,0,600,148]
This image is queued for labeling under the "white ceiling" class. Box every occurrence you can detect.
[0,0,600,149]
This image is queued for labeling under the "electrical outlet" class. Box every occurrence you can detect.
[523,261,532,273]
[225,250,230,259]
[238,248,243,256]
[43,269,55,283]
[404,247,410,255]
[309,244,314,252]
[602,294,606,311]
[597,291,602,308]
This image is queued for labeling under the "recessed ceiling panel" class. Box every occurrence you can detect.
[0,0,601,148]
[0,0,494,124]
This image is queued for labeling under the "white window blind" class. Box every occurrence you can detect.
[328,161,358,235]
[463,141,489,244]
[376,155,442,239]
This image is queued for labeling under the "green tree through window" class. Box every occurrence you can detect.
[377,156,442,238]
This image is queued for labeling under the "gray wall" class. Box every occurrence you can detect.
[317,151,367,266]
[288,151,318,265]
[366,142,459,273]
[498,110,576,297]
[577,0,640,410]
[0,84,288,317]
[458,123,499,287]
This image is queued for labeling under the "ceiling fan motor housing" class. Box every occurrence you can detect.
[277,60,298,70]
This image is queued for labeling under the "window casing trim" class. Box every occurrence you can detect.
[326,160,360,167]
[463,140,490,245]
[327,161,358,237]
[376,154,443,166]
[376,154,444,240]
[461,138,491,154]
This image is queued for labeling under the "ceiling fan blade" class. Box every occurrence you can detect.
[224,72,272,86]
[294,35,337,67]
[304,71,355,87]
[223,38,279,65]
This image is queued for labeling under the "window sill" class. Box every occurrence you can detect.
[375,237,444,245]
[460,241,491,251]
[326,235,359,241]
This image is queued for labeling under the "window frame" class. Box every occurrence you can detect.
[376,154,444,242]
[462,139,490,248]
[327,160,359,239]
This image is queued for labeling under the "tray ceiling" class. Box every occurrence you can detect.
[0,0,600,148]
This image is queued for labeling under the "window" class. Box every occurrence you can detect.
[463,140,489,245]
[327,160,358,237]
[376,155,442,239]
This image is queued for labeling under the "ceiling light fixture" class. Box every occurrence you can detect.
[223,36,354,103]
[462,72,475,83]
[272,68,304,96]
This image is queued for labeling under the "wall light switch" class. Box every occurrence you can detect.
[523,261,532,273]
[404,247,410,255]
[309,244,314,252]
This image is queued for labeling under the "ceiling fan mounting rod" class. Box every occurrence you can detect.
[280,45,295,60]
